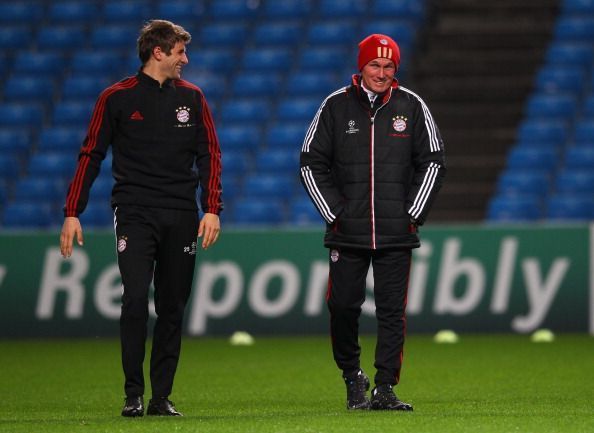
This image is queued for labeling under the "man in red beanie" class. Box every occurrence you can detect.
[300,34,446,411]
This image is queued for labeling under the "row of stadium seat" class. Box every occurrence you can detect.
[0,0,426,24]
[0,0,428,228]
[487,0,594,222]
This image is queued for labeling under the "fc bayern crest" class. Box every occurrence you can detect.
[392,115,408,132]
[330,249,340,262]
[117,236,127,253]
[176,106,190,123]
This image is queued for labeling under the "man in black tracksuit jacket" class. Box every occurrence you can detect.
[300,34,445,411]
[60,20,222,417]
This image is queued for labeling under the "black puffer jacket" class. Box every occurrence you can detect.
[300,75,446,250]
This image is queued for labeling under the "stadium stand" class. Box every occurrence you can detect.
[3,0,589,228]
[487,0,594,222]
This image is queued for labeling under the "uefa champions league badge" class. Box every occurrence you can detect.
[330,249,340,262]
[117,236,127,253]
[392,115,408,132]
[175,106,190,123]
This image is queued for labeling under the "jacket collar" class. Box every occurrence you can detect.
[351,74,398,106]
[137,70,175,89]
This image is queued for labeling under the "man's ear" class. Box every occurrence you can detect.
[152,46,163,61]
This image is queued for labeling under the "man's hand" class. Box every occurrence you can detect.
[198,213,220,250]
[60,217,83,258]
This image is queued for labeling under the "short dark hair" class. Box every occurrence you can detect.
[137,19,191,65]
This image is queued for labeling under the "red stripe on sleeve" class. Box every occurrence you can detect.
[176,80,222,213]
[65,77,138,216]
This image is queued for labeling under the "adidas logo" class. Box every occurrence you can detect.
[130,110,144,120]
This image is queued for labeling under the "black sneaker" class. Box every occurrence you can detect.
[121,395,144,417]
[370,384,413,411]
[146,397,183,416]
[344,369,371,410]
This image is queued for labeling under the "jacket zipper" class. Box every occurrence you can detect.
[370,114,376,250]
[369,99,390,250]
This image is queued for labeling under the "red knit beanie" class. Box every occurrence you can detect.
[357,34,400,71]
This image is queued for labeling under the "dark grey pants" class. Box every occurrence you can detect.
[115,205,198,398]
[327,247,412,386]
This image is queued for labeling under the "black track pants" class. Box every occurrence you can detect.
[327,247,411,386]
[115,205,198,398]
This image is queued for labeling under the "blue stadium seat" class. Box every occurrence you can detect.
[2,201,54,228]
[91,25,138,48]
[0,130,30,158]
[13,52,64,75]
[219,99,271,122]
[70,52,119,76]
[209,0,259,19]
[241,48,292,71]
[176,71,226,99]
[506,147,559,171]
[38,127,86,152]
[307,21,358,45]
[263,0,312,17]
[187,48,235,69]
[545,42,594,68]
[221,150,251,174]
[27,152,77,178]
[232,200,285,225]
[243,174,295,198]
[534,66,586,94]
[0,103,45,128]
[286,72,337,96]
[487,195,542,221]
[79,202,114,227]
[554,169,594,193]
[361,21,417,48]
[583,94,594,117]
[232,72,282,97]
[3,76,55,103]
[0,155,22,179]
[156,0,205,21]
[496,170,551,197]
[217,125,261,151]
[254,22,303,46]
[554,17,594,43]
[573,120,594,145]
[265,122,308,148]
[277,98,320,121]
[199,23,247,46]
[37,26,86,49]
[0,26,32,50]
[290,196,325,226]
[371,0,426,22]
[13,177,64,201]
[563,147,594,169]
[545,194,594,220]
[52,101,95,126]
[298,47,350,70]
[563,0,594,14]
[61,76,111,100]
[516,120,569,145]
[221,174,242,200]
[0,3,44,24]
[525,94,578,120]
[320,0,366,17]
[48,2,98,22]
[255,149,299,174]
[102,1,153,22]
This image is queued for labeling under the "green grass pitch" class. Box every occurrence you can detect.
[1,334,593,433]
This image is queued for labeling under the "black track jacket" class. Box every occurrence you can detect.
[300,75,446,250]
[64,71,222,217]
